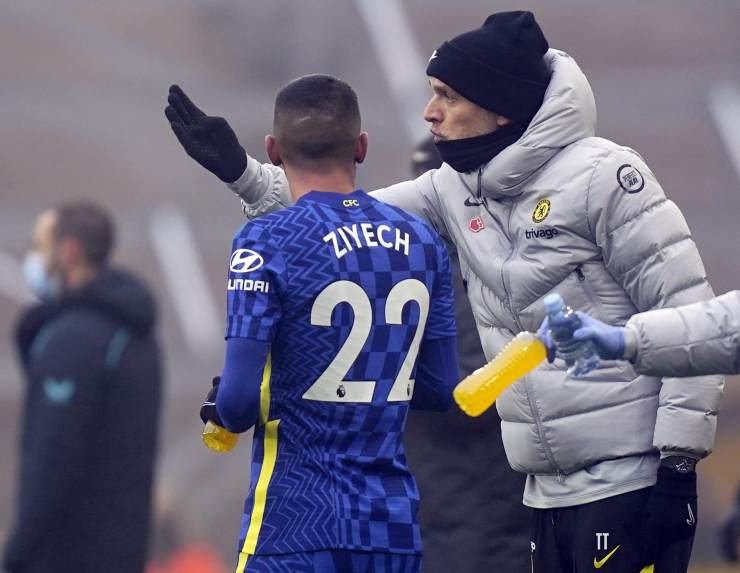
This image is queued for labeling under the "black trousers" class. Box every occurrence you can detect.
[530,487,695,573]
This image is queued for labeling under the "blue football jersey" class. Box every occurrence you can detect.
[225,190,456,558]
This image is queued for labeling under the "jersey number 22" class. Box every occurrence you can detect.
[303,279,429,403]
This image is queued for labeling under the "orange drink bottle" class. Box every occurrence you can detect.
[454,331,546,417]
[202,420,239,453]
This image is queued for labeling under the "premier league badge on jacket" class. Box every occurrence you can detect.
[617,164,644,194]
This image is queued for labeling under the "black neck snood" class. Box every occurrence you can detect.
[435,122,527,173]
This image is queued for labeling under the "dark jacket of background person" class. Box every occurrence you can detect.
[3,267,162,573]
[403,138,530,573]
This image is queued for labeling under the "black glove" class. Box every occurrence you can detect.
[719,496,740,562]
[165,85,247,183]
[199,376,224,426]
[644,465,698,555]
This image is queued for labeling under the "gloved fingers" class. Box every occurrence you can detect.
[536,316,549,337]
[169,84,206,120]
[168,86,195,125]
[535,317,556,362]
[537,333,556,363]
[574,310,601,328]
[546,345,555,363]
[200,381,220,425]
[573,326,595,341]
[164,104,183,125]
[169,121,195,153]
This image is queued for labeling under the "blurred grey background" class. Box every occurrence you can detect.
[1,1,739,570]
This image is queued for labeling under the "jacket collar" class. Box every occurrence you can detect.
[459,50,597,200]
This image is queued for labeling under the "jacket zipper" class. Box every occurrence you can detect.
[477,166,523,329]
[575,266,608,318]
[478,168,560,476]
[523,374,565,478]
[499,188,523,332]
[476,166,520,329]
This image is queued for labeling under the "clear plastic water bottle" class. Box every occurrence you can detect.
[543,293,600,378]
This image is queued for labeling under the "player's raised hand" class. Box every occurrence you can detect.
[165,85,247,183]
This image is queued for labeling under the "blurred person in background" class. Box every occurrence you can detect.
[166,10,724,572]
[403,136,530,573]
[3,201,162,573]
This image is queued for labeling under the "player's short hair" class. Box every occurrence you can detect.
[53,200,115,267]
[273,74,361,167]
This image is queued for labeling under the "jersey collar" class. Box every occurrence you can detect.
[298,189,369,210]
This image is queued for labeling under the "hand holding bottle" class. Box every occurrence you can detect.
[538,307,626,363]
[540,294,601,378]
[200,376,239,453]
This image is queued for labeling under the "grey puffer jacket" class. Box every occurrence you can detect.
[229,50,724,508]
[626,290,740,377]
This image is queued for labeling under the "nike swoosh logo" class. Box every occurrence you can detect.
[686,504,695,526]
[202,401,216,406]
[464,197,484,207]
[594,545,621,569]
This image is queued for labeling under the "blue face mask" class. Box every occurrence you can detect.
[23,251,61,301]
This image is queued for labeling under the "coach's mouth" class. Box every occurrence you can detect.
[430,130,445,143]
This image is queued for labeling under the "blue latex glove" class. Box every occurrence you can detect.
[536,317,556,363]
[572,311,625,360]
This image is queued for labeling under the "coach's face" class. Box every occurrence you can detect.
[424,77,510,142]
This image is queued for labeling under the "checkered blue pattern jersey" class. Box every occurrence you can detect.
[225,189,455,557]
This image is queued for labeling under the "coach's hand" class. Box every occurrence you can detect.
[644,465,698,556]
[165,85,247,183]
[199,376,224,426]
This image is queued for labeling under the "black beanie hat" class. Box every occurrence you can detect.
[426,11,550,122]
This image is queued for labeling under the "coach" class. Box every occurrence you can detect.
[166,11,723,572]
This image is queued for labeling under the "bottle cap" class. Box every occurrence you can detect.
[543,293,564,313]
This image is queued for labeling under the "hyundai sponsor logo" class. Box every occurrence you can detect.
[230,249,264,273]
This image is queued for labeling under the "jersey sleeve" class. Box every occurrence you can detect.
[411,336,457,411]
[226,221,288,342]
[217,337,270,433]
[423,239,457,340]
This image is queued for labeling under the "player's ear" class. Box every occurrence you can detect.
[265,134,282,166]
[355,132,368,164]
